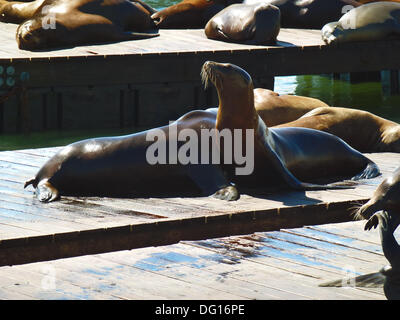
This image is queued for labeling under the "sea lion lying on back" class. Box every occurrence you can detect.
[24,61,380,202]
[0,0,159,50]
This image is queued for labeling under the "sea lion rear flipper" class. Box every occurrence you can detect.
[187,164,239,201]
[36,181,59,202]
[351,161,381,180]
[24,177,36,189]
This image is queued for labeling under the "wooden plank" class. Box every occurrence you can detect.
[0,220,388,300]
[0,149,398,266]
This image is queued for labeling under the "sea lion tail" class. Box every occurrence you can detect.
[24,177,37,189]
[351,161,381,180]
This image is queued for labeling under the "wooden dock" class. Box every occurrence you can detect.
[0,219,393,300]
[0,147,399,269]
[1,24,400,133]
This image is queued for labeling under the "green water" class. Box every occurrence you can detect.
[2,74,400,151]
[1,0,399,151]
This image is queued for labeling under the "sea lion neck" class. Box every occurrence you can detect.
[216,80,258,131]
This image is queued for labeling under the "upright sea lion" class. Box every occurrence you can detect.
[0,0,159,50]
[254,88,330,127]
[355,168,400,299]
[24,61,380,202]
[204,3,280,45]
[151,0,239,29]
[275,106,400,153]
[242,0,362,29]
[322,2,400,44]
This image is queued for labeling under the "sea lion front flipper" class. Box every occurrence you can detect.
[36,180,59,202]
[187,164,239,201]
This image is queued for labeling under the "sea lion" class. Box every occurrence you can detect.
[242,0,362,29]
[355,167,400,229]
[355,168,400,299]
[322,2,400,45]
[204,3,280,45]
[254,88,330,127]
[0,0,159,50]
[275,106,400,153]
[371,211,400,300]
[24,61,380,202]
[151,0,239,29]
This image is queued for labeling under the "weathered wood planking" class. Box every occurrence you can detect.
[0,220,393,300]
[0,147,398,266]
[0,25,398,89]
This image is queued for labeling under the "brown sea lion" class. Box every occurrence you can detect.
[151,0,240,29]
[24,61,380,202]
[242,0,362,29]
[322,2,400,44]
[0,0,159,50]
[204,3,280,45]
[254,88,330,127]
[275,106,400,153]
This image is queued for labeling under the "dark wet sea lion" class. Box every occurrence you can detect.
[204,3,280,45]
[275,107,400,153]
[151,0,238,29]
[254,88,330,127]
[24,61,380,202]
[200,62,380,189]
[243,0,362,29]
[355,167,400,229]
[322,2,400,44]
[0,0,159,50]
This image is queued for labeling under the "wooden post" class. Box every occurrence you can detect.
[119,89,125,129]
[57,92,63,130]
[17,85,30,134]
[381,70,400,96]
[255,77,275,90]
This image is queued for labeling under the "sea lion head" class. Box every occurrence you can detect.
[200,60,258,132]
[355,167,400,221]
[201,61,253,94]
[16,18,66,50]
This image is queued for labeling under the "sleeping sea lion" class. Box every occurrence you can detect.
[204,3,280,45]
[0,0,159,50]
[275,107,400,153]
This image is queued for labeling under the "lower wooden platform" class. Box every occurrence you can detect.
[0,220,392,300]
[0,147,398,267]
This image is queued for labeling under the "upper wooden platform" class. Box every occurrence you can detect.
[0,23,399,89]
[0,146,399,267]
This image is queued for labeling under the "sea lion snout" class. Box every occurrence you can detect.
[201,61,252,89]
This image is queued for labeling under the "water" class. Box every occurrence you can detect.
[1,0,400,151]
